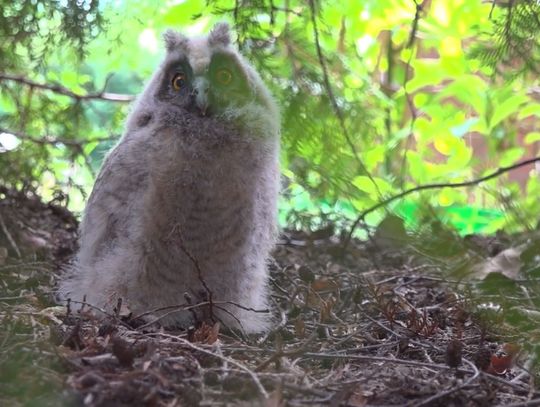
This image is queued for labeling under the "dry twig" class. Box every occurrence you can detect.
[149,332,269,399]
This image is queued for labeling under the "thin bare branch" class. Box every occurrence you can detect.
[343,156,540,250]
[308,0,384,201]
[0,72,134,103]
[0,127,118,147]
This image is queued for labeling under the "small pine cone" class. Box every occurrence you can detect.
[446,339,463,368]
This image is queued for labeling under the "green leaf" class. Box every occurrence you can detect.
[525,132,540,144]
[518,103,540,119]
[490,94,528,128]
[499,147,524,167]
[352,176,393,199]
[407,59,446,92]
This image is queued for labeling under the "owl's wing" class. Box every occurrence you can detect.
[77,138,149,265]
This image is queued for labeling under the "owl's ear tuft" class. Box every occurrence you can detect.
[208,22,231,47]
[163,29,188,52]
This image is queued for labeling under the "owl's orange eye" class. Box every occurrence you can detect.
[172,73,185,90]
[216,68,233,85]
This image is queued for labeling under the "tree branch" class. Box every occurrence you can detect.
[399,0,424,188]
[343,156,540,250]
[0,127,118,147]
[0,72,134,103]
[308,0,384,201]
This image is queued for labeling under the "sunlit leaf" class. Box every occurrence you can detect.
[524,132,540,144]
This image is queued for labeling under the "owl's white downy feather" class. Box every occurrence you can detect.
[58,22,280,333]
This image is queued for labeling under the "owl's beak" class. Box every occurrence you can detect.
[192,77,210,116]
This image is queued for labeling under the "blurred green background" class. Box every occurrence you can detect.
[1,0,539,236]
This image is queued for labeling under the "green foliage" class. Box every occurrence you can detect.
[0,0,104,64]
[471,0,540,78]
[0,0,113,206]
[0,0,539,235]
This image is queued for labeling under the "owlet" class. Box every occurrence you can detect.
[58,22,280,333]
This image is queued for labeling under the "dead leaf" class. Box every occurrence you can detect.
[471,245,525,280]
[116,301,132,318]
[320,298,335,323]
[192,321,220,344]
[488,343,520,375]
[489,354,512,375]
[310,278,339,292]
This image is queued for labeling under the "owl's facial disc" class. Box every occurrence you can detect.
[157,52,251,118]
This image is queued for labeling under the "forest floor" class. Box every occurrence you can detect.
[1,187,539,407]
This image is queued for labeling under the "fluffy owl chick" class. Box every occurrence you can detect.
[58,23,280,333]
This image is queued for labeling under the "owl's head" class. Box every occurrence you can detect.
[151,22,273,119]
